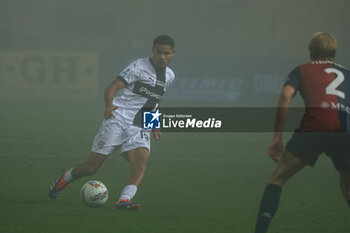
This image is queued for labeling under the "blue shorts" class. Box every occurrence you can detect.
[286,132,350,171]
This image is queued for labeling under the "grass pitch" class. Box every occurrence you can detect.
[0,98,349,233]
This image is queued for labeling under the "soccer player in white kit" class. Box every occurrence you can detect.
[49,35,175,210]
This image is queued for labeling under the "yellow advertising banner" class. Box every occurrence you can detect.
[0,51,98,98]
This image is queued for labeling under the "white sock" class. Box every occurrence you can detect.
[119,184,138,201]
[63,168,74,183]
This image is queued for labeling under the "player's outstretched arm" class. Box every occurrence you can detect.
[104,77,126,119]
[268,85,295,162]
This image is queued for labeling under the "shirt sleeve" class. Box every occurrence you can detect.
[118,62,141,85]
[284,66,300,91]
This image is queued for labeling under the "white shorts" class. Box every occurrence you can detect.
[91,121,151,157]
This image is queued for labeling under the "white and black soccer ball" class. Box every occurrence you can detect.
[80,180,108,207]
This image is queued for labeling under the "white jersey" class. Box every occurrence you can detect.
[110,57,175,127]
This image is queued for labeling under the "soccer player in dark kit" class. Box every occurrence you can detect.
[254,32,350,233]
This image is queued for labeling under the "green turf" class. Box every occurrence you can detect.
[0,98,349,233]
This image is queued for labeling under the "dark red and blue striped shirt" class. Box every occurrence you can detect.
[285,61,350,132]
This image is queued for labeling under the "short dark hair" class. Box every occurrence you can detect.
[153,35,175,49]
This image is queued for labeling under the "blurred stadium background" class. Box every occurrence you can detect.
[1,1,350,233]
[1,0,349,106]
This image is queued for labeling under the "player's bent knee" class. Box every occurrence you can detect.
[269,170,289,186]
[269,176,286,186]
[131,161,147,173]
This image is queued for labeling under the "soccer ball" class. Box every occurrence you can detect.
[80,180,108,207]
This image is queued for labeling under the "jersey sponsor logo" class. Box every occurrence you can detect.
[331,102,350,114]
[133,81,165,100]
[143,110,162,129]
[320,101,330,109]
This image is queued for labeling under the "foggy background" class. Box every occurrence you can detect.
[1,0,349,106]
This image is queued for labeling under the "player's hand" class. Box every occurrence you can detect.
[152,129,162,141]
[267,138,283,163]
[104,105,118,119]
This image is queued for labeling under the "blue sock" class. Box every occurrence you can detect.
[254,184,282,233]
